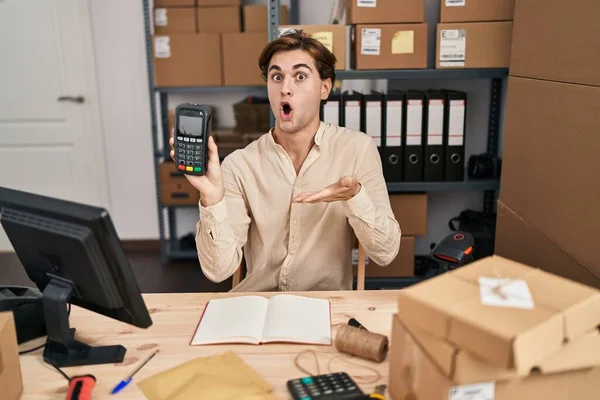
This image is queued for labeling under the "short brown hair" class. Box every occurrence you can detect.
[258,29,337,86]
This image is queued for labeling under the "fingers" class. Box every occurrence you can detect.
[291,191,317,203]
[294,187,337,203]
[339,176,357,188]
[207,135,220,166]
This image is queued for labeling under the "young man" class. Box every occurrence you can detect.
[170,30,401,292]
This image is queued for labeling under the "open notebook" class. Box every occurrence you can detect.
[191,294,332,345]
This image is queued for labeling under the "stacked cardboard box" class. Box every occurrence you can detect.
[389,255,600,399]
[279,25,348,71]
[347,0,428,70]
[0,312,22,400]
[436,0,514,69]
[153,1,285,86]
[495,0,600,288]
[353,194,426,278]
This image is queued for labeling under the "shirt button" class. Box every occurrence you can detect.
[293,220,297,225]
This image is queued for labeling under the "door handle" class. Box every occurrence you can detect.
[57,95,85,103]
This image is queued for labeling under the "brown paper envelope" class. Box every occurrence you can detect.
[138,351,272,400]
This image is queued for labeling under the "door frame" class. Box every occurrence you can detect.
[67,0,111,210]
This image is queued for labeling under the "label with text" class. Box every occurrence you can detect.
[154,36,171,58]
[154,8,168,26]
[446,0,466,7]
[361,28,381,55]
[440,29,466,67]
[449,382,494,400]
[479,277,535,310]
[358,0,377,7]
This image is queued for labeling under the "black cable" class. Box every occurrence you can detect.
[18,302,71,355]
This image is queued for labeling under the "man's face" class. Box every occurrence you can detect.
[266,49,331,134]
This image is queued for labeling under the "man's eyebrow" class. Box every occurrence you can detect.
[293,63,312,71]
[268,65,281,72]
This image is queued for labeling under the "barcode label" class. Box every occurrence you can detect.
[154,36,171,58]
[449,382,494,400]
[154,8,168,26]
[446,0,466,6]
[357,0,377,7]
[361,28,381,55]
[440,29,466,67]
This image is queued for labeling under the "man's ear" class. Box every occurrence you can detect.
[321,78,332,100]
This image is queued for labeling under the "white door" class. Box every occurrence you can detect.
[0,0,109,251]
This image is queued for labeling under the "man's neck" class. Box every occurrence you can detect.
[273,118,321,172]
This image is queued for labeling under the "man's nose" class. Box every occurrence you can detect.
[281,77,292,96]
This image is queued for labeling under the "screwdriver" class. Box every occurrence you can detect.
[51,362,96,400]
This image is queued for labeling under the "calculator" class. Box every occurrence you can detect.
[174,103,212,176]
[287,372,366,400]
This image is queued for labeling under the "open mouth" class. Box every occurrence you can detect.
[281,102,293,117]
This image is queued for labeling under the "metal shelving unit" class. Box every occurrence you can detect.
[143,0,506,277]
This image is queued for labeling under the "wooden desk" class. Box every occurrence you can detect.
[19,290,400,399]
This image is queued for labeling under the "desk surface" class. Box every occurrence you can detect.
[19,290,400,399]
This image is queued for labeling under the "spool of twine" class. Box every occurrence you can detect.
[334,324,389,363]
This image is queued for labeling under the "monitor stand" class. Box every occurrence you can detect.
[42,277,126,368]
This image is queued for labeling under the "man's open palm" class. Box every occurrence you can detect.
[292,176,361,203]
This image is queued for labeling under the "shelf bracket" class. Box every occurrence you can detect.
[483,77,504,215]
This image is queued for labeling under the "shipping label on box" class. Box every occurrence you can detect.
[439,28,466,67]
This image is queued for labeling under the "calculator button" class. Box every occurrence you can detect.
[190,138,196,143]
[183,137,190,142]
[178,165,185,170]
[186,144,194,150]
[195,150,203,155]
[186,166,193,172]
[301,377,313,384]
[186,161,194,166]
[194,167,202,172]
[177,136,183,141]
[324,389,333,394]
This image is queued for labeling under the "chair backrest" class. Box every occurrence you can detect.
[231,243,367,290]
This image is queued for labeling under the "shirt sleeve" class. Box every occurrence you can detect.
[343,138,401,266]
[195,157,251,282]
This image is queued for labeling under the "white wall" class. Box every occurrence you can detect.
[90,0,502,255]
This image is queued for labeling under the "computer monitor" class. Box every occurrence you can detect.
[0,186,152,368]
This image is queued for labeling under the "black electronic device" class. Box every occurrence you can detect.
[0,186,153,368]
[0,285,46,344]
[287,372,364,399]
[420,231,475,277]
[174,103,212,176]
[468,153,502,179]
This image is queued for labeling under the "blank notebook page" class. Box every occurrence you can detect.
[192,296,268,344]
[262,294,331,344]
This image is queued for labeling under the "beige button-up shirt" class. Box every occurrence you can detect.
[195,121,401,292]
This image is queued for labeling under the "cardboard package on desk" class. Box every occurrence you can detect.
[0,312,23,400]
[389,314,600,400]
[397,255,600,372]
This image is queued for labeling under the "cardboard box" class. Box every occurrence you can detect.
[243,5,288,32]
[389,314,600,400]
[353,236,415,277]
[495,201,600,291]
[354,24,428,70]
[197,6,240,33]
[0,312,23,400]
[154,0,195,6]
[153,34,222,87]
[159,162,200,205]
[397,255,600,371]
[498,77,600,282]
[222,32,267,86]
[346,0,424,24]
[510,0,600,87]
[279,25,347,70]
[389,194,427,236]
[436,22,512,68]
[153,7,196,35]
[198,0,240,5]
[440,0,515,22]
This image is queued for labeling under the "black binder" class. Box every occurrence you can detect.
[321,92,343,126]
[382,90,404,182]
[403,90,425,182]
[444,90,467,181]
[363,90,384,157]
[424,90,446,181]
[342,90,363,131]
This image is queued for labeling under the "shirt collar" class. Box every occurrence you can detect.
[267,121,326,148]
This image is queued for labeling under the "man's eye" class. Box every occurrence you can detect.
[297,73,307,80]
[272,74,282,81]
